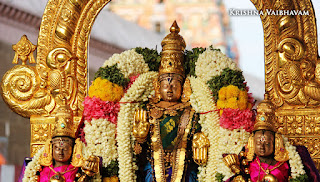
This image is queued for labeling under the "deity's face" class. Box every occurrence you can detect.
[254,130,275,157]
[52,137,73,166]
[159,74,183,102]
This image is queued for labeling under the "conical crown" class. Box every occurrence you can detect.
[52,99,75,138]
[254,94,277,132]
[159,21,186,77]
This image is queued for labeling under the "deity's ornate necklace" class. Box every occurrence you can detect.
[257,158,284,182]
[150,106,194,182]
[48,164,76,182]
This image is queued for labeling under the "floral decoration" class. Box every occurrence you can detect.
[284,137,308,181]
[117,71,157,181]
[88,77,124,102]
[84,118,118,167]
[94,65,129,87]
[83,96,120,124]
[195,49,239,83]
[102,49,149,78]
[22,147,44,182]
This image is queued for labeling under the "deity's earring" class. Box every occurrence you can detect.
[181,78,191,103]
[71,138,84,167]
[246,134,255,162]
[40,139,53,166]
[151,78,161,103]
[274,133,289,162]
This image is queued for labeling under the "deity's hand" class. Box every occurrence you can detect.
[78,156,100,182]
[133,108,150,143]
[192,132,210,165]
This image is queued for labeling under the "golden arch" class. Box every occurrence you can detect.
[1,0,320,168]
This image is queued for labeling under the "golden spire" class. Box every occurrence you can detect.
[159,20,186,77]
[253,94,277,132]
[52,98,75,138]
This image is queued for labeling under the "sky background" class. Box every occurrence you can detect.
[223,0,320,102]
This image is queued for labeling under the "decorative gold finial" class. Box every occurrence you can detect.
[12,35,36,65]
[159,20,186,77]
[52,98,75,138]
[170,20,180,33]
[254,94,277,132]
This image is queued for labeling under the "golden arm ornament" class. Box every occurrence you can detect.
[192,132,210,165]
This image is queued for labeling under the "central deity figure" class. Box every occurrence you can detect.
[133,21,209,182]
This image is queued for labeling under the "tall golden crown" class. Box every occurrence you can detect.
[159,20,186,77]
[254,94,277,132]
[52,98,75,138]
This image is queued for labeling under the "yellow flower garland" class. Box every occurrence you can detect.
[88,77,124,102]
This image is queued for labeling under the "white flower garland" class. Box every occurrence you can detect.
[216,128,250,181]
[84,118,117,167]
[22,147,44,182]
[284,136,306,178]
[117,71,158,182]
[102,49,150,77]
[191,48,251,181]
[195,49,239,83]
[189,76,220,182]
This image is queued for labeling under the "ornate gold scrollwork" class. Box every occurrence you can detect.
[1,36,54,118]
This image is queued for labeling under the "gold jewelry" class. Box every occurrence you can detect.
[40,138,53,166]
[48,165,76,182]
[181,78,191,103]
[246,134,255,161]
[71,138,84,167]
[257,158,284,182]
[274,133,289,162]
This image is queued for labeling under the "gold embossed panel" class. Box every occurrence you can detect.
[250,0,320,169]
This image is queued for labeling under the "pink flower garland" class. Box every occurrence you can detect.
[83,96,120,125]
[219,108,256,132]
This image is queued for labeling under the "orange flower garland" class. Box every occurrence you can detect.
[217,85,251,115]
[89,77,124,102]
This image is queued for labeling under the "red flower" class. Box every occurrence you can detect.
[83,96,120,125]
[219,108,256,132]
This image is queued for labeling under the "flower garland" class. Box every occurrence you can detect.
[189,76,221,182]
[191,48,254,181]
[22,147,44,182]
[283,137,307,180]
[84,118,118,167]
[102,49,150,78]
[88,77,124,102]
[195,49,239,83]
[117,71,158,182]
[83,96,120,124]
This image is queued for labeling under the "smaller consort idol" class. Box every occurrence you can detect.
[21,99,100,182]
[224,95,320,182]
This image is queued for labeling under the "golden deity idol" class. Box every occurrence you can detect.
[132,21,209,182]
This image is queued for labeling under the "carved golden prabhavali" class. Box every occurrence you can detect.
[249,0,320,168]
[1,0,320,169]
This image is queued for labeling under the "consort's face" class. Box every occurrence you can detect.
[254,130,275,157]
[52,137,73,165]
[160,76,182,102]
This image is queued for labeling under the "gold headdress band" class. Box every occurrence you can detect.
[159,20,186,77]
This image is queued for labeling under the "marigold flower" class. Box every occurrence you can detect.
[226,85,240,99]
[88,77,124,102]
